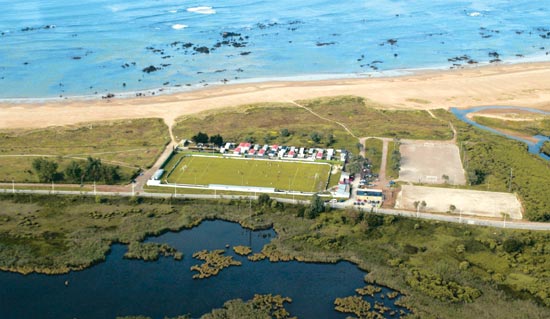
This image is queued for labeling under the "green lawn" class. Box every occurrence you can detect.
[0,118,170,183]
[165,155,332,193]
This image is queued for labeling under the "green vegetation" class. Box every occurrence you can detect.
[190,249,242,279]
[202,294,294,319]
[116,294,295,319]
[363,138,383,174]
[232,245,252,256]
[173,102,359,152]
[173,96,452,156]
[2,194,550,317]
[472,115,550,137]
[356,285,382,296]
[541,141,550,156]
[386,141,401,179]
[32,157,123,184]
[281,209,550,318]
[165,155,331,193]
[0,193,249,274]
[298,96,452,140]
[449,117,550,221]
[124,242,182,261]
[334,296,372,317]
[0,118,170,183]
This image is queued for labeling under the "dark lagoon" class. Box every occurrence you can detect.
[0,220,406,318]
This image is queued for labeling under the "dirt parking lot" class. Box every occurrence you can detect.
[395,185,523,220]
[398,141,466,185]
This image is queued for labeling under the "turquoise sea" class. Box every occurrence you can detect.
[0,0,549,99]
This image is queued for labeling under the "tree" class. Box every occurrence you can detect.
[244,135,256,143]
[65,161,83,183]
[280,128,290,137]
[191,131,209,144]
[257,193,271,206]
[102,165,121,185]
[32,158,62,182]
[307,194,325,219]
[209,134,224,146]
[442,174,450,183]
[420,201,427,210]
[391,149,401,172]
[449,204,456,213]
[310,132,322,144]
[84,157,103,182]
[503,238,522,253]
[326,133,335,147]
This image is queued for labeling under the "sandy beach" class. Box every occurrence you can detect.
[1,62,550,130]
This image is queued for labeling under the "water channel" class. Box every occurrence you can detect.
[451,106,550,161]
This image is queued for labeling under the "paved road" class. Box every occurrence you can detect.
[3,187,550,231]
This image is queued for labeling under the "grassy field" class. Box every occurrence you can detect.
[298,96,453,140]
[173,102,359,153]
[472,115,550,137]
[0,118,170,183]
[165,155,332,193]
[172,96,453,157]
[2,193,550,318]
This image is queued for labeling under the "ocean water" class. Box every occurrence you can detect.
[0,0,549,99]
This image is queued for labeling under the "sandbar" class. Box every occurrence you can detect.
[1,62,550,129]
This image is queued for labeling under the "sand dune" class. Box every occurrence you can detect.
[1,62,550,129]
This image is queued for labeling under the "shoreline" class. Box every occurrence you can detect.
[2,61,550,129]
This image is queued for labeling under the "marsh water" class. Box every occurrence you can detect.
[0,220,406,318]
[451,106,550,161]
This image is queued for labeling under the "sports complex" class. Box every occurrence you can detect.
[156,154,335,194]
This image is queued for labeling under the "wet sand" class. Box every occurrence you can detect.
[2,62,550,129]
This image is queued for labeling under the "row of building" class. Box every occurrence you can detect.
[220,142,347,162]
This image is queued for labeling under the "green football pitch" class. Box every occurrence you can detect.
[165,155,332,192]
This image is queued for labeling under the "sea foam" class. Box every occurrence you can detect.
[172,24,188,30]
[187,6,216,14]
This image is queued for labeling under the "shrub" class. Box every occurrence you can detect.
[503,238,523,253]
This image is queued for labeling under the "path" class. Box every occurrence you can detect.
[133,141,177,192]
[288,100,358,139]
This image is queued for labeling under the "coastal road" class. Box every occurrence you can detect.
[3,187,550,231]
